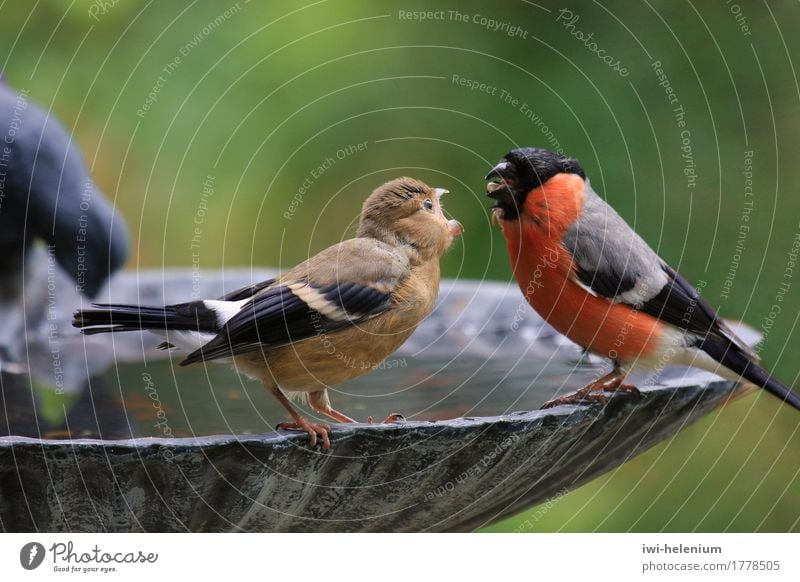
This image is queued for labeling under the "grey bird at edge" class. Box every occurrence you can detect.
[0,82,129,370]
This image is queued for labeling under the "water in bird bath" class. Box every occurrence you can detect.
[10,271,736,438]
[119,348,599,436]
[2,270,618,439]
[1,347,600,440]
[4,270,725,441]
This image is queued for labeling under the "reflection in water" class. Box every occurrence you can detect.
[0,371,131,439]
[1,349,601,440]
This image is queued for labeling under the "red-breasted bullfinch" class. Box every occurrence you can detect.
[73,178,463,448]
[486,147,800,410]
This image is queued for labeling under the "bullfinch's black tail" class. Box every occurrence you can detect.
[702,340,800,411]
[72,302,219,335]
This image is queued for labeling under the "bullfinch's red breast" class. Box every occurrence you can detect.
[486,147,800,411]
[74,178,463,448]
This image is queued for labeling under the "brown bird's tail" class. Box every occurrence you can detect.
[72,302,219,335]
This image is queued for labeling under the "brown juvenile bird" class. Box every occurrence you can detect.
[73,178,463,448]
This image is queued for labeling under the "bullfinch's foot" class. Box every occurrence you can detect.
[277,418,332,449]
[367,413,406,424]
[541,374,640,409]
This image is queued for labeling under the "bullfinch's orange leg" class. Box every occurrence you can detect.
[308,391,357,424]
[542,369,640,409]
[271,386,331,449]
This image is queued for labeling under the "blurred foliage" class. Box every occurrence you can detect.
[2,0,799,531]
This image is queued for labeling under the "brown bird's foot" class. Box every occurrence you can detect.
[268,386,332,448]
[367,412,406,424]
[277,418,332,449]
[541,372,640,409]
[308,391,357,424]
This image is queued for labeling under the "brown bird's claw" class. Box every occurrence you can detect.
[277,419,332,449]
[367,413,406,424]
[541,373,641,409]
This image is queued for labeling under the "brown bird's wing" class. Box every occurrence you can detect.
[154,278,279,349]
[181,239,409,365]
[218,278,277,301]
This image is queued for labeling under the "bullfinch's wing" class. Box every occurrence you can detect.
[562,184,756,358]
[181,239,409,365]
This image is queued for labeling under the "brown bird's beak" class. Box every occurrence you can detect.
[434,187,463,237]
[447,219,464,237]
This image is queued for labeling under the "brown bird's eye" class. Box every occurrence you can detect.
[423,199,434,211]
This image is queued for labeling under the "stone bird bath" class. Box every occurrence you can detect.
[0,270,751,532]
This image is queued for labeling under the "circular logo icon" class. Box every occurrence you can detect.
[20,542,45,570]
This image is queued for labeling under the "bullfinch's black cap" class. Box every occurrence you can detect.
[486,147,585,219]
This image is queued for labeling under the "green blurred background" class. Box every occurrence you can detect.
[2,0,799,531]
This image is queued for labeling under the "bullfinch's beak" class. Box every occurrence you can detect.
[485,162,513,205]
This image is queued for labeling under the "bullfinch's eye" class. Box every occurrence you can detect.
[423,199,434,211]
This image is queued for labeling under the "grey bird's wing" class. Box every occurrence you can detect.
[563,181,755,358]
[181,238,409,365]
